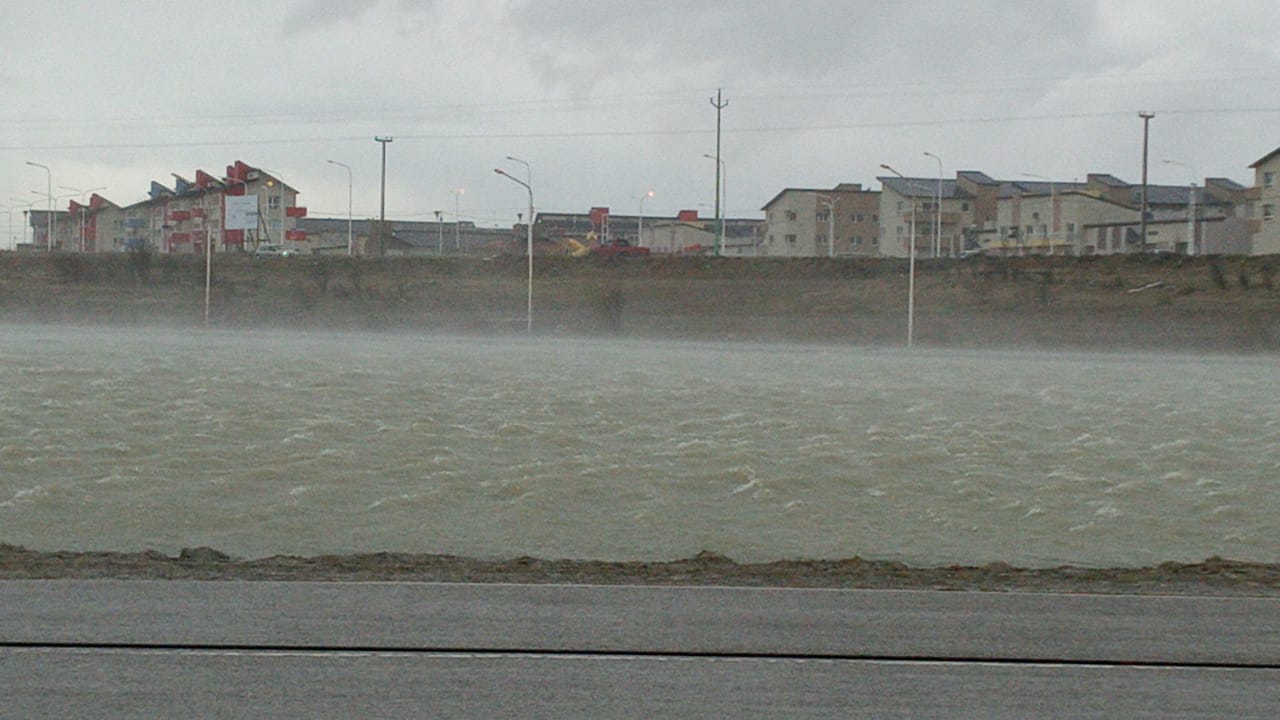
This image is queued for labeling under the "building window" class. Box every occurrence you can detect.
[852,236,863,246]
[1265,171,1275,188]
[816,210,829,222]
[962,202,970,211]
[785,234,797,244]
[785,210,797,221]
[896,225,904,236]
[896,201,904,212]
[1265,204,1276,220]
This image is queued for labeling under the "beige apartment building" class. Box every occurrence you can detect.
[761,183,880,257]
[1249,147,1280,255]
[880,170,1251,258]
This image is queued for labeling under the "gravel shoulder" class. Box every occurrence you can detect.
[4,546,1279,596]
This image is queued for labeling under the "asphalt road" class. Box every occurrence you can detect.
[3,581,1279,718]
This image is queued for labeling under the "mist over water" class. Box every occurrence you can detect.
[1,323,1277,567]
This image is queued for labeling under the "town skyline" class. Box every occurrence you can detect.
[4,1,1280,238]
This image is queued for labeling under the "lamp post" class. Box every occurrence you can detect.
[326,160,353,256]
[881,163,920,348]
[495,167,534,334]
[374,136,393,254]
[1138,112,1155,253]
[59,185,106,252]
[817,194,836,258]
[1163,159,1198,256]
[26,162,52,251]
[9,197,37,249]
[1021,173,1057,255]
[702,154,726,255]
[433,210,443,255]
[453,188,465,252]
[923,152,943,257]
[637,190,654,246]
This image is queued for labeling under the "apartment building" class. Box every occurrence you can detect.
[30,161,303,255]
[1249,147,1280,255]
[880,170,1250,258]
[761,183,880,257]
[876,175,978,259]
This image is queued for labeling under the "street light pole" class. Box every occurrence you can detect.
[375,136,393,254]
[923,152,943,257]
[817,194,836,258]
[26,162,52,251]
[1163,159,1198,256]
[702,154,726,255]
[881,163,919,348]
[326,160,353,256]
[495,167,535,334]
[453,188,465,252]
[433,210,443,255]
[59,185,106,253]
[1139,112,1155,253]
[638,190,654,246]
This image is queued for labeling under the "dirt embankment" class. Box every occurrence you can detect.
[3,545,1279,596]
[2,252,1280,350]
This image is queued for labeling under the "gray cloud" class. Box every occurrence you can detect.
[280,0,382,36]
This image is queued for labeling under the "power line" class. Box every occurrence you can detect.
[4,107,1280,153]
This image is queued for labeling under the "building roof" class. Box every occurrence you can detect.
[761,184,878,210]
[876,176,966,199]
[1249,146,1280,168]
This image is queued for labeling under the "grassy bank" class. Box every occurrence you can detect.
[2,252,1278,350]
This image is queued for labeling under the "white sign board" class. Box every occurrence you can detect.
[224,195,259,231]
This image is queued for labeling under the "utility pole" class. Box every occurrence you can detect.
[375,136,393,255]
[1138,112,1154,254]
[709,88,728,256]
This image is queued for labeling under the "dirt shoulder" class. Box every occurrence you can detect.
[3,546,1278,596]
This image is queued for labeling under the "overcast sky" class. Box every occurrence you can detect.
[4,0,1280,244]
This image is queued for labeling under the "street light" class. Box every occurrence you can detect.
[817,194,836,258]
[26,162,52,251]
[433,210,443,255]
[373,137,389,254]
[1163,159,1198,256]
[453,188,465,252]
[9,197,38,249]
[495,167,534,334]
[1021,173,1057,255]
[326,160,353,256]
[881,163,921,348]
[637,190,654,246]
[59,185,106,252]
[702,154,726,255]
[923,152,943,257]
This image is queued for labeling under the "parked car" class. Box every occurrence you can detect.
[254,244,293,258]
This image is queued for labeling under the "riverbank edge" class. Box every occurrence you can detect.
[3,545,1278,596]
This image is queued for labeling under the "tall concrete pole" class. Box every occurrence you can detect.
[375,136,393,254]
[709,88,728,256]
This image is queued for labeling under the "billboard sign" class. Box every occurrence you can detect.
[224,195,259,231]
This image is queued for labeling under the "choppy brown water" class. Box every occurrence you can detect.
[2,324,1277,567]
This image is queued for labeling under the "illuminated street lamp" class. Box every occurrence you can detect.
[637,190,654,246]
